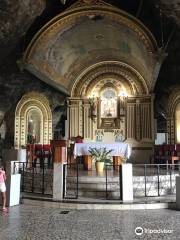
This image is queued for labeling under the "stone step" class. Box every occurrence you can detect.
[66,182,120,191]
[65,189,121,199]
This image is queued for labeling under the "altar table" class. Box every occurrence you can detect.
[74,142,131,170]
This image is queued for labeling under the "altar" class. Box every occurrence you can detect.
[74,142,131,170]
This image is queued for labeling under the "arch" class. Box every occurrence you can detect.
[167,88,180,117]
[14,91,52,148]
[166,88,180,144]
[71,61,148,97]
[23,2,158,94]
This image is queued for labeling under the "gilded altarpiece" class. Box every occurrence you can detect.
[68,96,153,144]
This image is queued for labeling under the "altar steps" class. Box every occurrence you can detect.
[65,174,177,199]
[66,176,120,199]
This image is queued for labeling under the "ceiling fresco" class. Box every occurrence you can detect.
[23,2,159,95]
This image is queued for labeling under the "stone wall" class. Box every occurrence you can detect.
[0,51,67,151]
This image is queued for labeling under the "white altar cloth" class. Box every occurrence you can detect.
[74,142,131,158]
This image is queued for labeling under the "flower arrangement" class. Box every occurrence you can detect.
[88,147,113,165]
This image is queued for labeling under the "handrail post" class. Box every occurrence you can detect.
[119,164,122,201]
[144,164,147,197]
[170,165,172,194]
[105,165,108,200]
[22,162,25,192]
[63,164,66,199]
[13,162,16,174]
[157,164,160,196]
[76,162,79,199]
[42,160,45,194]
[32,164,34,193]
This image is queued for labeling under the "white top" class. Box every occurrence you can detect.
[74,142,131,158]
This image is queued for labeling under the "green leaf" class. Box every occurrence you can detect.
[88,147,113,163]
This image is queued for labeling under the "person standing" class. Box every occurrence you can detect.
[0,165,7,212]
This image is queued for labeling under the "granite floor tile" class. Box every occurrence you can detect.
[0,204,179,240]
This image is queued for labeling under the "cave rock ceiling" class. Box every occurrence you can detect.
[0,0,46,61]
[0,0,180,62]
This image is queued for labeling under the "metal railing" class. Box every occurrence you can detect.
[63,163,79,199]
[104,164,122,200]
[63,163,122,200]
[13,162,53,196]
[13,162,179,199]
[133,164,180,197]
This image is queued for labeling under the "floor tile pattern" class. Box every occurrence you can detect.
[0,204,180,240]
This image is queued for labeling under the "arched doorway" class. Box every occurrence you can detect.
[14,92,52,149]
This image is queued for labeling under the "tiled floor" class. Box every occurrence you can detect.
[0,202,180,240]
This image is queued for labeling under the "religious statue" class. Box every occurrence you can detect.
[114,129,124,142]
[95,130,104,142]
[89,97,97,120]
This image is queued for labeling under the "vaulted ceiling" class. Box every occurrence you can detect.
[23,2,159,95]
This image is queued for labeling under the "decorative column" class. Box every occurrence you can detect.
[136,99,140,141]
[68,98,83,138]
[140,101,152,140]
[83,99,93,140]
[151,94,155,142]
[167,117,174,144]
[68,98,94,140]
[127,102,136,139]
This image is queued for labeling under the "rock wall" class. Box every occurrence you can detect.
[0,0,46,62]
[0,49,67,150]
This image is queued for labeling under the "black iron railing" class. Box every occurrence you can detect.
[133,164,180,197]
[105,164,122,200]
[13,162,53,196]
[63,163,122,200]
[13,162,179,199]
[63,163,79,199]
